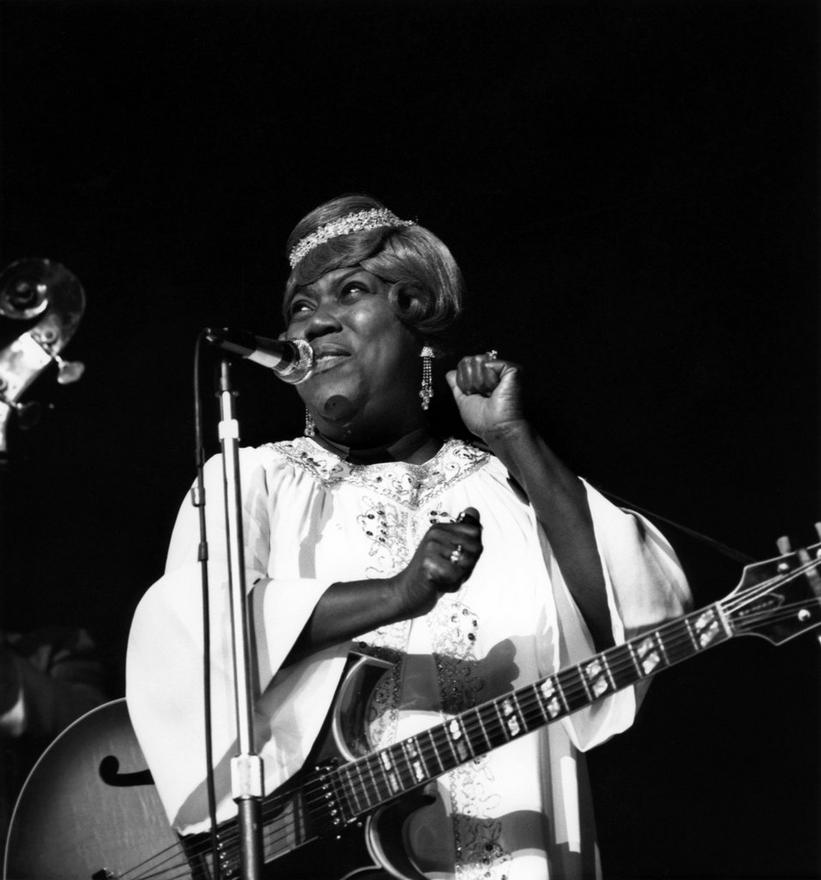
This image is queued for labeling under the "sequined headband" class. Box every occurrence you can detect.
[288,208,414,269]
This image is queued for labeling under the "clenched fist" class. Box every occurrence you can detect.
[446,353,526,445]
[389,507,483,618]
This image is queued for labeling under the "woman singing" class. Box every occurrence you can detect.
[127,194,691,879]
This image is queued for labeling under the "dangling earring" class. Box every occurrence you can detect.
[304,408,315,437]
[419,345,434,411]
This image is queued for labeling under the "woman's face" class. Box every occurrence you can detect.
[283,267,423,444]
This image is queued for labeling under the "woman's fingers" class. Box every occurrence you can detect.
[456,354,501,396]
[395,508,484,614]
[425,511,483,591]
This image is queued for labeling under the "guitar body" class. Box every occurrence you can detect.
[3,657,432,880]
[268,795,432,880]
[3,699,178,880]
[268,653,433,880]
[6,536,821,880]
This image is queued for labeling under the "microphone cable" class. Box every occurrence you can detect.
[192,328,222,879]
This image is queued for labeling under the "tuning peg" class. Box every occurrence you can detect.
[776,536,793,571]
[54,355,84,385]
[814,523,821,541]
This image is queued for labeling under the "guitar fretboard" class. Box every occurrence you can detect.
[327,603,730,821]
[208,545,821,874]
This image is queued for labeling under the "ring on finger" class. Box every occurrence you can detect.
[449,544,464,564]
[485,349,499,359]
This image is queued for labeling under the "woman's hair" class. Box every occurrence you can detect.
[282,194,465,346]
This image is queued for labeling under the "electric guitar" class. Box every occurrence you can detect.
[5,539,821,880]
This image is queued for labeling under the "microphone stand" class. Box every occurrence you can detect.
[216,358,264,880]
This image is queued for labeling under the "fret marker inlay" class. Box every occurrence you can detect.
[379,752,400,794]
[539,679,562,718]
[694,609,722,647]
[635,636,661,675]
[403,740,426,783]
[448,719,470,761]
[583,658,610,697]
[501,698,521,736]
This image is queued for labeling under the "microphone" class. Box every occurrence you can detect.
[204,328,314,384]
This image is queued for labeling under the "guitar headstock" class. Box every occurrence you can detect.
[724,533,821,645]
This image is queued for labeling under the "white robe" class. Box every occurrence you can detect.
[126,437,690,879]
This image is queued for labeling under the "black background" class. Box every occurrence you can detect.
[1,1,819,877]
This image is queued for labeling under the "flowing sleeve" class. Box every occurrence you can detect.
[539,480,692,751]
[126,447,350,834]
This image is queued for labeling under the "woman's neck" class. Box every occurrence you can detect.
[311,425,442,465]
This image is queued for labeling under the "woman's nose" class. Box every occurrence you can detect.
[303,303,343,339]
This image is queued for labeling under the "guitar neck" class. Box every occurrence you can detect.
[328,601,731,820]
[219,543,820,873]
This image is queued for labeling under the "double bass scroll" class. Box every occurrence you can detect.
[0,258,86,456]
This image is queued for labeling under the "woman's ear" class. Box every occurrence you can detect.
[390,280,428,324]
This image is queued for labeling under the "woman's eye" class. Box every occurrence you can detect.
[340,282,368,298]
[288,302,313,321]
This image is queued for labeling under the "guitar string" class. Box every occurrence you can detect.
[129,803,332,880]
[164,584,820,880]
[115,846,190,880]
[212,590,821,869]
[200,561,821,871]
[115,720,362,880]
[114,798,314,880]
[109,839,202,880]
[298,556,821,799]
[116,776,333,880]
[721,556,820,611]
[113,787,312,879]
[196,560,821,866]
[124,868,192,880]
[118,558,821,878]
[125,593,821,880]
[279,559,821,819]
